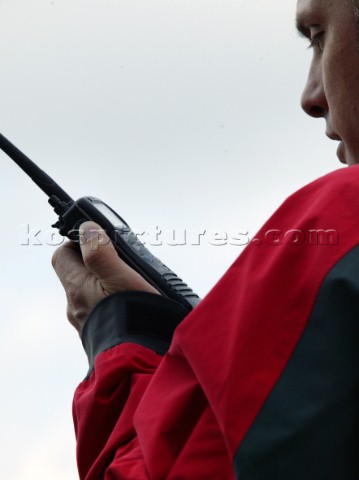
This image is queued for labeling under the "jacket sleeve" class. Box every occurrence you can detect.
[72,291,188,480]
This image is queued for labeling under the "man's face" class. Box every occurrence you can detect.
[298,0,359,165]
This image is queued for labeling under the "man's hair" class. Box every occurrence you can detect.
[352,0,359,19]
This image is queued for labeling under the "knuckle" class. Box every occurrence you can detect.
[51,244,65,270]
[82,247,97,267]
[83,247,107,273]
[67,301,88,330]
[66,305,81,332]
[65,284,80,307]
[51,249,59,269]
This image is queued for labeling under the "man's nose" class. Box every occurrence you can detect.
[301,63,327,118]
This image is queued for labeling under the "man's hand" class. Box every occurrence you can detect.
[52,221,159,334]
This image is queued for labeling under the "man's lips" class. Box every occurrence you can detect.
[326,131,341,142]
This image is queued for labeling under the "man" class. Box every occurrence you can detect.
[299,0,359,166]
[52,0,359,478]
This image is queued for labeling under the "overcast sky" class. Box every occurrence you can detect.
[0,1,343,478]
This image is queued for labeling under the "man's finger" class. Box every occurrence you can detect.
[79,221,159,294]
[52,241,89,283]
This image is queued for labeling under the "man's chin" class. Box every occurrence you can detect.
[337,142,347,164]
[337,143,359,166]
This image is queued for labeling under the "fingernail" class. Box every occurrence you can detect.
[80,223,101,244]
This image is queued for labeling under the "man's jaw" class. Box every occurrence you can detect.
[335,142,359,166]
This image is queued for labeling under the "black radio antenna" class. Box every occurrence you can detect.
[0,131,73,205]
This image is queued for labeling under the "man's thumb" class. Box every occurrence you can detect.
[79,221,122,281]
[78,221,159,295]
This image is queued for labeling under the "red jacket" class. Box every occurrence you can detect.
[73,166,359,479]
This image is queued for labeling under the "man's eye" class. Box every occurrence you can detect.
[308,32,325,51]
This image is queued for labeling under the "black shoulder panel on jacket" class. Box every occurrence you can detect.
[234,245,359,479]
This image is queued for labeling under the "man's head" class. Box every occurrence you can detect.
[297,0,359,165]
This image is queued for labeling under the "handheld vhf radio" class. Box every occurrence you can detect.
[0,132,200,312]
